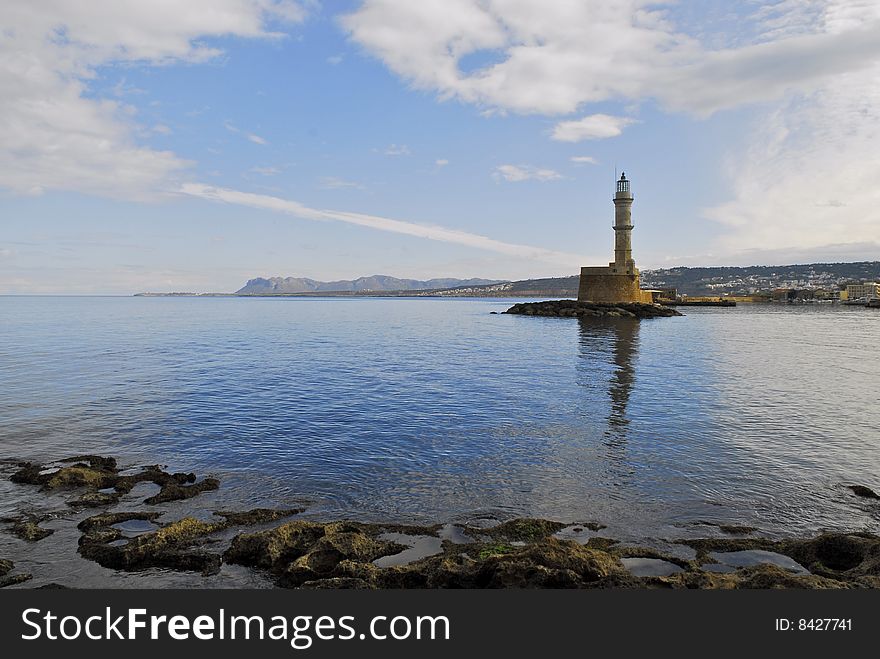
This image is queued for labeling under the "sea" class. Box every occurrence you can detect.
[1,296,878,586]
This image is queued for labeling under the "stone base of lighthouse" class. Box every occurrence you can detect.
[577,266,653,304]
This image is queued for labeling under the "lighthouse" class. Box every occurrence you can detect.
[612,172,634,274]
[577,172,652,304]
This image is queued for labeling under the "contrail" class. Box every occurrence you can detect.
[180,183,585,267]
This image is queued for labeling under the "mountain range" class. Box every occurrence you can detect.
[218,262,880,297]
[236,275,506,295]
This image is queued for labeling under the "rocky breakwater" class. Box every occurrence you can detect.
[503,299,682,319]
[4,454,880,589]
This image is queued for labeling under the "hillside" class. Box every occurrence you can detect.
[430,262,880,297]
[640,262,880,295]
[236,275,505,295]
[225,262,880,298]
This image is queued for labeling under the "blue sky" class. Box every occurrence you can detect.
[2,1,879,293]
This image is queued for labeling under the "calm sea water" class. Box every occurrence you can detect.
[1,296,879,585]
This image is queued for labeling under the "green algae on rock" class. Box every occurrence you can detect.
[222,518,623,589]
[481,518,569,542]
[224,520,407,587]
[79,515,225,575]
[0,558,32,588]
[10,455,220,506]
[11,455,117,490]
[9,516,54,542]
[681,532,880,588]
[76,508,306,575]
[6,454,880,589]
[214,508,306,526]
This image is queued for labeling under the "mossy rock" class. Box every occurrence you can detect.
[0,558,32,588]
[483,518,567,542]
[79,516,224,575]
[144,478,220,504]
[732,564,850,589]
[227,521,404,587]
[46,466,114,490]
[224,520,328,570]
[10,455,222,507]
[478,543,516,560]
[778,533,880,578]
[11,519,54,542]
[214,508,304,526]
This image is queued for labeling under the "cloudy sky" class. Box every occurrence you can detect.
[2,0,879,293]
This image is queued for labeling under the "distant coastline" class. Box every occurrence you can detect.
[135,261,880,299]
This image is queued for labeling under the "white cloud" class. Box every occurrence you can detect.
[225,121,269,145]
[341,1,681,115]
[493,164,562,183]
[180,183,584,266]
[251,166,281,176]
[318,176,365,190]
[435,159,449,167]
[384,143,411,156]
[552,115,637,142]
[570,156,598,165]
[704,57,880,259]
[342,1,880,118]
[152,124,172,135]
[327,54,344,65]
[0,0,306,199]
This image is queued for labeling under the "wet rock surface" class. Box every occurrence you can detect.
[4,454,880,589]
[79,515,225,575]
[848,485,880,500]
[0,557,32,588]
[681,532,880,587]
[504,300,682,319]
[220,518,880,589]
[10,455,220,506]
[77,508,305,575]
[1,514,55,542]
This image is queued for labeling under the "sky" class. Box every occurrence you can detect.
[1,0,879,294]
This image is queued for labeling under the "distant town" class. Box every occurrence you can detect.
[421,262,880,303]
[639,262,880,301]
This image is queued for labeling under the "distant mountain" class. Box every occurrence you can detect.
[235,275,506,295]
[229,262,880,297]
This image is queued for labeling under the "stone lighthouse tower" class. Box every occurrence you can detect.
[577,172,652,304]
[612,172,635,274]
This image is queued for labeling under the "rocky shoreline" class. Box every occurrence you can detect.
[503,299,682,318]
[2,455,879,589]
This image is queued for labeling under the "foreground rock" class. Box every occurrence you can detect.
[848,485,880,500]
[10,455,219,506]
[6,454,880,589]
[504,300,682,319]
[223,518,880,589]
[682,532,880,588]
[225,521,408,587]
[0,558,32,588]
[3,515,54,542]
[78,508,303,575]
